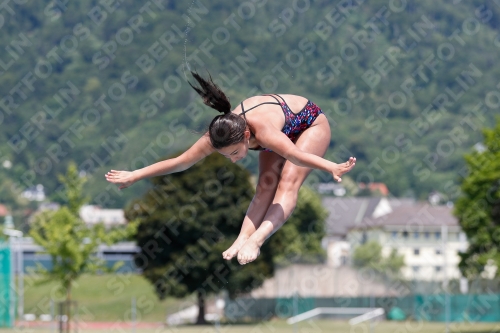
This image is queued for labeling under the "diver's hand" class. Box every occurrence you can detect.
[105,170,137,190]
[330,157,356,182]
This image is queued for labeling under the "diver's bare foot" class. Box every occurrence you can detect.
[222,236,249,260]
[237,240,261,265]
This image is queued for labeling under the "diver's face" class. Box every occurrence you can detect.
[217,130,250,163]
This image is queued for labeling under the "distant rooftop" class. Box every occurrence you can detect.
[0,204,9,217]
[322,197,415,239]
[351,203,458,231]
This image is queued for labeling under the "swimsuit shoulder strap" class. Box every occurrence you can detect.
[263,94,291,119]
[241,95,284,151]
[240,102,247,121]
[239,99,281,118]
[240,100,279,136]
[273,94,287,104]
[262,94,286,105]
[240,97,281,145]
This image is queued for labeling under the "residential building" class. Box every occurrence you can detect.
[15,237,140,273]
[19,204,132,272]
[321,197,415,267]
[347,203,468,281]
[358,182,390,196]
[316,183,347,196]
[79,205,126,226]
[21,185,46,201]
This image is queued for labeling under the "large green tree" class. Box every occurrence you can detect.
[126,153,327,324]
[30,162,137,331]
[454,119,500,278]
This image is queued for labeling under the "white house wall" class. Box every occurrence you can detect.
[348,228,468,281]
[326,240,350,267]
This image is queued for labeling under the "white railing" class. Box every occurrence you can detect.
[348,308,385,325]
[287,307,385,325]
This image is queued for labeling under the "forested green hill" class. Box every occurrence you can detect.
[1,0,500,211]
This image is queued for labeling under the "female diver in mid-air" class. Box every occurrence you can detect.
[105,72,356,265]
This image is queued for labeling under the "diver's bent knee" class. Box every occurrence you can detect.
[276,174,302,193]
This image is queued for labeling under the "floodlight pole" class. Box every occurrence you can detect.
[17,237,23,320]
[441,225,449,333]
[292,265,298,333]
[370,294,374,333]
[9,236,14,327]
[214,295,222,333]
[51,299,55,333]
[131,297,136,333]
[293,291,298,333]
[4,228,24,326]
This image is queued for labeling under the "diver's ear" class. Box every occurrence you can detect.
[244,129,251,139]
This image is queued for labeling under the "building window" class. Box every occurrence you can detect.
[435,249,441,255]
[424,232,430,239]
[414,232,419,239]
[435,232,441,239]
[402,231,408,239]
[414,248,420,255]
[392,231,398,238]
[413,266,420,273]
[435,266,442,272]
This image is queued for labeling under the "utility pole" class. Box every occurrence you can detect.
[441,225,449,333]
[4,216,24,326]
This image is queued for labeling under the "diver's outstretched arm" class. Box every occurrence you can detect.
[105,133,215,189]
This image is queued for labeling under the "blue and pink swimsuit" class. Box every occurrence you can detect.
[239,94,324,152]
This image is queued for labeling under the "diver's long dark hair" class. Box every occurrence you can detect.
[189,71,247,149]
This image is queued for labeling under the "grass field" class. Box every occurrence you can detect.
[1,320,500,333]
[23,273,185,322]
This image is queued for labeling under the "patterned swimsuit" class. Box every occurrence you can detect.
[239,94,324,152]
